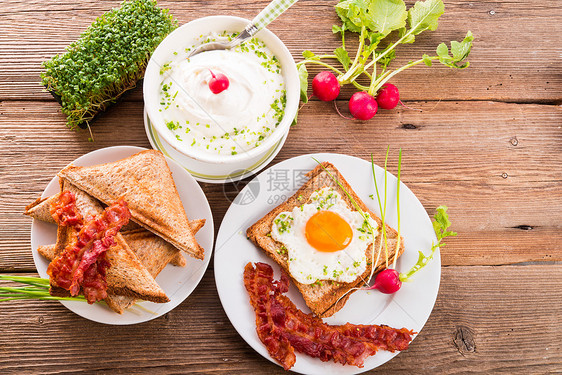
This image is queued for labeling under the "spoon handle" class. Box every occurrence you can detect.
[251,0,299,31]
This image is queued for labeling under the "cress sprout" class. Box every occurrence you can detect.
[41,0,177,136]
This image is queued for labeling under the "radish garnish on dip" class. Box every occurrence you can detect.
[208,69,229,94]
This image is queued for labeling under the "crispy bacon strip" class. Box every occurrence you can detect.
[50,190,82,227]
[48,193,130,303]
[243,262,415,370]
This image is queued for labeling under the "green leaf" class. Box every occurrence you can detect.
[335,0,369,33]
[422,53,433,66]
[407,0,444,36]
[433,205,457,241]
[436,42,449,58]
[298,64,309,103]
[302,50,318,60]
[437,31,474,69]
[360,31,385,60]
[334,47,351,70]
[450,30,474,61]
[398,27,415,43]
[368,0,407,36]
[368,31,385,45]
[377,48,396,69]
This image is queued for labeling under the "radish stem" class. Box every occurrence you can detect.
[298,60,343,75]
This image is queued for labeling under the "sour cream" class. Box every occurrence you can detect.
[158,33,286,156]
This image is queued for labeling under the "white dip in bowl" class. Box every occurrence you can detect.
[144,16,299,182]
[159,33,285,156]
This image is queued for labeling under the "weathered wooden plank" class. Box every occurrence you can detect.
[0,265,560,373]
[0,100,560,271]
[0,0,561,102]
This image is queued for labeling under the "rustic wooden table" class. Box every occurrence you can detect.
[1,0,561,373]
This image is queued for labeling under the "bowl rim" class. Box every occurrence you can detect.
[143,15,299,164]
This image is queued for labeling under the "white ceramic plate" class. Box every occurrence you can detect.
[30,146,214,325]
[214,153,440,374]
[144,108,289,184]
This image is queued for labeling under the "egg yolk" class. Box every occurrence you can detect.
[305,211,353,252]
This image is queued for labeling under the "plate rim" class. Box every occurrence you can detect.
[30,145,214,325]
[214,152,440,374]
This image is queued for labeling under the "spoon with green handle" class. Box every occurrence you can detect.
[187,0,298,58]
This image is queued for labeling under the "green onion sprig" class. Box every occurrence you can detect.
[0,275,86,302]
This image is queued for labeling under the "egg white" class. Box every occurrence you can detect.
[271,188,379,285]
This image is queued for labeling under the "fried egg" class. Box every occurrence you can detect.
[271,188,378,285]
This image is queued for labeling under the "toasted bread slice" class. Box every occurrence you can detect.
[51,180,169,304]
[169,251,187,268]
[39,218,205,313]
[24,194,60,224]
[57,150,204,260]
[246,162,404,318]
[26,192,204,269]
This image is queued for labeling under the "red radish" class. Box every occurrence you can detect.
[208,69,229,94]
[376,83,400,110]
[370,268,402,294]
[349,91,378,120]
[312,71,340,101]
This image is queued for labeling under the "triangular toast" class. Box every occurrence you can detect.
[24,193,61,223]
[52,181,169,304]
[38,219,205,313]
[246,162,404,318]
[57,150,204,260]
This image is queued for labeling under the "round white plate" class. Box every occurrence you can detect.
[215,153,440,374]
[30,146,214,325]
[144,108,289,184]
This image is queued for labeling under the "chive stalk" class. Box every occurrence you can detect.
[392,149,402,270]
[0,275,86,302]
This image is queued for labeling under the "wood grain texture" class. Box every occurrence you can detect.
[1,99,560,271]
[0,0,561,102]
[0,266,560,374]
[1,0,561,373]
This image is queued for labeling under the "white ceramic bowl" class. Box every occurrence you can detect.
[143,16,299,182]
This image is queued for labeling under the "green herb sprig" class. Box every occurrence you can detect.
[0,275,85,302]
[41,0,177,135]
[297,0,473,102]
[399,205,456,281]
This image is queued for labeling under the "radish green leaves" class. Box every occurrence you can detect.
[368,0,407,37]
[297,0,473,99]
[407,0,444,37]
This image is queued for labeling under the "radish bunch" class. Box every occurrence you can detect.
[297,0,473,122]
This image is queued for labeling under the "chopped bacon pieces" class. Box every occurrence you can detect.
[47,192,131,303]
[243,262,415,370]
